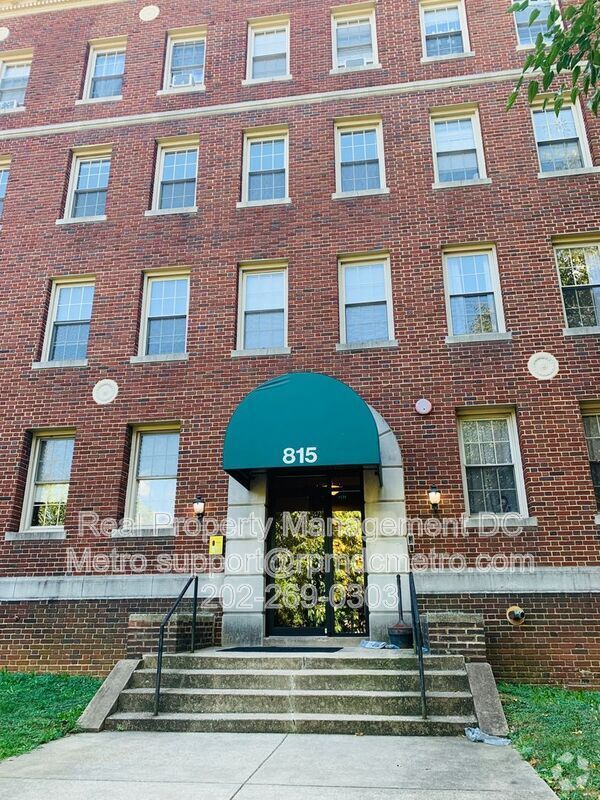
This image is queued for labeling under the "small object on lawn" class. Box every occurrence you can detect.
[465,727,510,746]
[360,640,386,649]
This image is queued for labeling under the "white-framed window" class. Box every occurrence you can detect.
[583,412,600,509]
[82,37,126,101]
[237,262,287,351]
[20,431,75,531]
[458,410,527,517]
[532,103,591,174]
[63,147,112,222]
[162,26,207,92]
[139,271,190,356]
[42,278,95,363]
[240,127,289,206]
[245,16,290,83]
[430,106,488,186]
[420,0,470,60]
[0,51,32,111]
[125,426,180,527]
[554,242,600,329]
[0,158,10,220]
[443,246,506,336]
[338,254,394,345]
[331,3,379,71]
[150,136,199,213]
[335,116,387,196]
[514,0,555,47]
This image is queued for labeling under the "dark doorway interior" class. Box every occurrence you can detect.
[266,469,367,637]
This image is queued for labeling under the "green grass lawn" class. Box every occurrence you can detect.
[0,671,102,760]
[500,684,600,800]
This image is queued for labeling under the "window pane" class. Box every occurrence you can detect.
[516,0,552,45]
[0,62,30,107]
[252,28,287,78]
[248,138,286,201]
[533,108,583,172]
[344,262,386,304]
[135,478,177,524]
[244,309,285,349]
[424,7,464,57]
[245,271,285,311]
[447,253,498,334]
[450,294,497,334]
[149,278,188,318]
[159,149,197,209]
[346,302,388,343]
[50,322,91,361]
[466,465,519,513]
[73,158,111,218]
[55,284,95,322]
[435,118,479,181]
[91,51,125,98]
[336,18,374,67]
[30,437,74,528]
[0,168,9,219]
[462,418,511,466]
[170,40,205,86]
[340,129,381,192]
[137,432,179,478]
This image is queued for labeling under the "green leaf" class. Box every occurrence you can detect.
[553,95,564,115]
[570,86,580,104]
[506,90,520,110]
[528,80,540,104]
[528,7,541,25]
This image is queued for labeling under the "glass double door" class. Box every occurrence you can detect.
[266,470,367,637]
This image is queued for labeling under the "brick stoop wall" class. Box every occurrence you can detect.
[424,612,487,662]
[421,593,600,689]
[126,611,217,659]
[0,599,222,676]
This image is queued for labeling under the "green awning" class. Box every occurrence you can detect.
[223,372,380,485]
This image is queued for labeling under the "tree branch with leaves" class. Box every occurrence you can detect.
[508,0,600,115]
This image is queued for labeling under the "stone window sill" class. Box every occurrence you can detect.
[336,338,398,353]
[329,63,382,75]
[110,527,176,539]
[538,167,600,179]
[231,346,291,358]
[130,353,189,364]
[563,325,600,337]
[56,216,107,225]
[242,75,292,86]
[157,85,206,96]
[464,515,538,529]
[75,95,122,105]
[332,188,390,200]
[433,178,492,190]
[144,207,198,217]
[0,105,26,115]
[236,198,291,209]
[445,332,513,345]
[6,528,66,541]
[420,51,474,64]
[32,359,88,369]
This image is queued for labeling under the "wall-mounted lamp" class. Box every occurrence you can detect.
[428,486,441,513]
[193,494,205,521]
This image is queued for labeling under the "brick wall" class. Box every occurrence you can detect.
[0,0,598,680]
[0,599,222,676]
[424,611,487,662]
[421,593,600,688]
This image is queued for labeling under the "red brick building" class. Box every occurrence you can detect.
[0,0,598,686]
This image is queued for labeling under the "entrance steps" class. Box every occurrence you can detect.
[105,648,478,735]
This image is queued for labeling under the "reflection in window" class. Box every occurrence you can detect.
[556,244,600,329]
[446,251,499,335]
[28,437,75,528]
[133,431,179,526]
[461,418,520,514]
[49,283,95,361]
[533,107,584,173]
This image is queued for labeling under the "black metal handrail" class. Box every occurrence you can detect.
[153,574,199,716]
[408,571,427,719]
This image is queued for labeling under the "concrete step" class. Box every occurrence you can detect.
[129,667,470,693]
[141,652,466,672]
[105,711,476,735]
[117,687,474,717]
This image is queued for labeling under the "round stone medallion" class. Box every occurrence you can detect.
[415,398,433,415]
[139,4,160,21]
[92,379,119,405]
[527,352,559,381]
[0,28,10,43]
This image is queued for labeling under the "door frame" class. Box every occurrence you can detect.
[264,467,368,637]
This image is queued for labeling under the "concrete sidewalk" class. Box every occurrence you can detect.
[0,731,558,800]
